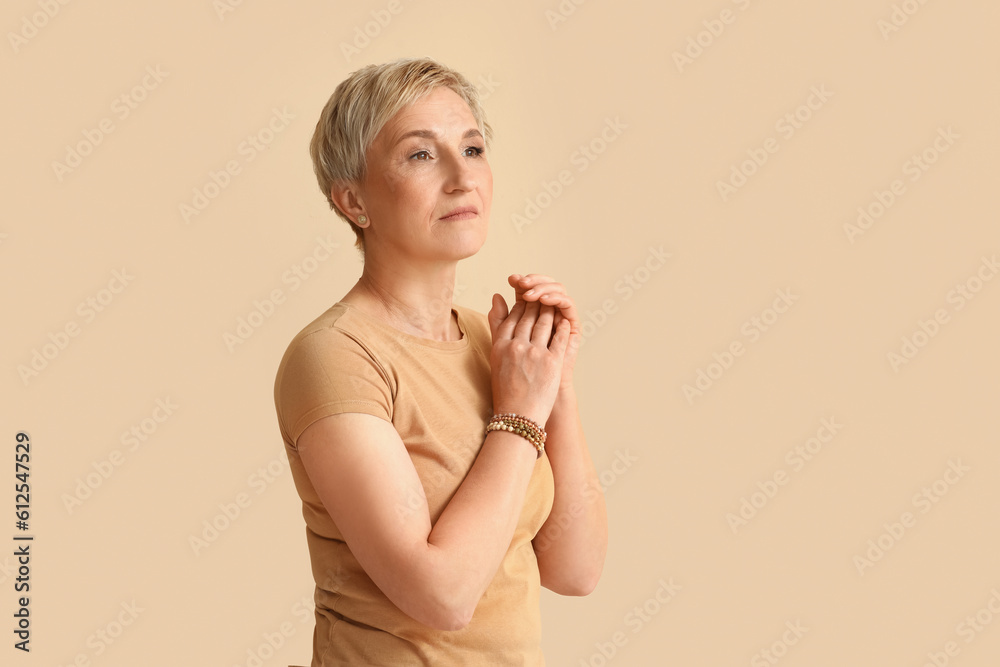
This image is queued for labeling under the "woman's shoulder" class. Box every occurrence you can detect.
[275,302,385,375]
[292,300,352,337]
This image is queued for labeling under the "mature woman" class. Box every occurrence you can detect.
[273,57,607,666]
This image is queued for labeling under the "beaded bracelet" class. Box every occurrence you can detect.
[491,412,547,443]
[486,413,547,458]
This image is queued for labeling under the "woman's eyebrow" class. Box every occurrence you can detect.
[393,128,483,145]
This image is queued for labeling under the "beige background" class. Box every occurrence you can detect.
[3,0,999,665]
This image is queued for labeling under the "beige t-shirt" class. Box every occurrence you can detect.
[273,301,554,666]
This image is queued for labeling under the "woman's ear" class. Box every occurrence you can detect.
[330,180,366,224]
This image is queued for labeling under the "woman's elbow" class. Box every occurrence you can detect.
[566,572,602,597]
[409,593,477,631]
[432,604,476,632]
[398,569,480,631]
[541,565,603,597]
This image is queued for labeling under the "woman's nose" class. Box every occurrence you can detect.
[442,151,477,192]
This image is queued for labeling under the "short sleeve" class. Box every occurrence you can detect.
[274,328,393,449]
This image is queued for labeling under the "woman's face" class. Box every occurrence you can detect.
[357,86,493,264]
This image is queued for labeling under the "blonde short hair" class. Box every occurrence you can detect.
[309,57,494,255]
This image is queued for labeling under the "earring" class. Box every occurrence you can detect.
[358,215,367,225]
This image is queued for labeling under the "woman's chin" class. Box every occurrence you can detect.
[448,242,485,261]
[435,230,488,260]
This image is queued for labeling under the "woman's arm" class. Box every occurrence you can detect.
[504,273,608,595]
[533,384,608,595]
[298,295,570,631]
[298,412,539,631]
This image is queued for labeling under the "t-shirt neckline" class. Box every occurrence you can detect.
[335,301,470,350]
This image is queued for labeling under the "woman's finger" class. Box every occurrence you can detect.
[487,293,509,343]
[507,274,581,334]
[509,274,556,301]
[528,289,580,335]
[497,298,526,340]
[516,275,555,295]
[513,299,541,340]
[531,304,555,345]
[516,273,556,288]
[549,316,572,353]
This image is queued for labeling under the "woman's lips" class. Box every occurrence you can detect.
[440,207,478,221]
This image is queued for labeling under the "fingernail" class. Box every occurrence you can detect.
[524,289,535,296]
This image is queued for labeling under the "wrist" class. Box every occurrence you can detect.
[492,405,550,429]
[555,382,577,403]
[486,412,547,458]
[558,372,576,391]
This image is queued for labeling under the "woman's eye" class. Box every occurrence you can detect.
[409,146,484,160]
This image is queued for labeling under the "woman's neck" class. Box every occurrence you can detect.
[342,261,461,342]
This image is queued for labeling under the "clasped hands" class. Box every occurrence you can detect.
[487,274,581,427]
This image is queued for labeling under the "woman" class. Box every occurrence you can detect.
[273,57,607,666]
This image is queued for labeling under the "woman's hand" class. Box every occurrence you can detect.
[507,274,581,390]
[488,293,572,427]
